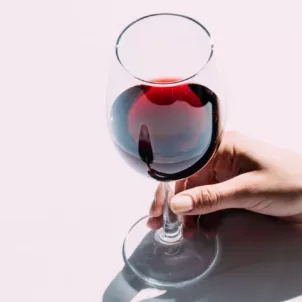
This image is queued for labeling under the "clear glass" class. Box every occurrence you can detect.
[106,13,225,287]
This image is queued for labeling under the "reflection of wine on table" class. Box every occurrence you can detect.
[110,80,221,181]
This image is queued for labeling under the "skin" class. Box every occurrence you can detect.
[147,131,302,238]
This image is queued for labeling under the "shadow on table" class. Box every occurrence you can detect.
[102,211,302,302]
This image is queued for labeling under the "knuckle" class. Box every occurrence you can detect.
[197,187,221,210]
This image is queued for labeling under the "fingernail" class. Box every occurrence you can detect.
[171,195,193,213]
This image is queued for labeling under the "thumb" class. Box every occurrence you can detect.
[170,172,262,215]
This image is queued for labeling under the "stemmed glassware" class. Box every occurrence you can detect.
[106,13,225,287]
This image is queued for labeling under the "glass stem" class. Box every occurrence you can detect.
[161,181,182,241]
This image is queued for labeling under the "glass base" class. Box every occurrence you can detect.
[122,216,219,288]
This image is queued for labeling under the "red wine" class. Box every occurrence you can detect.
[110,81,221,181]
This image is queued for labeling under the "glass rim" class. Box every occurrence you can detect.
[115,13,214,86]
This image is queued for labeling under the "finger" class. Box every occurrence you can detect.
[175,179,186,194]
[149,180,185,218]
[177,173,212,238]
[147,216,163,229]
[149,183,165,217]
[170,171,263,215]
[182,215,198,239]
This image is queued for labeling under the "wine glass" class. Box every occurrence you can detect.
[106,13,225,287]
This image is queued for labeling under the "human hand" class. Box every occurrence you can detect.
[147,131,302,237]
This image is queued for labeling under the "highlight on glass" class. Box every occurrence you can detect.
[106,13,225,287]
